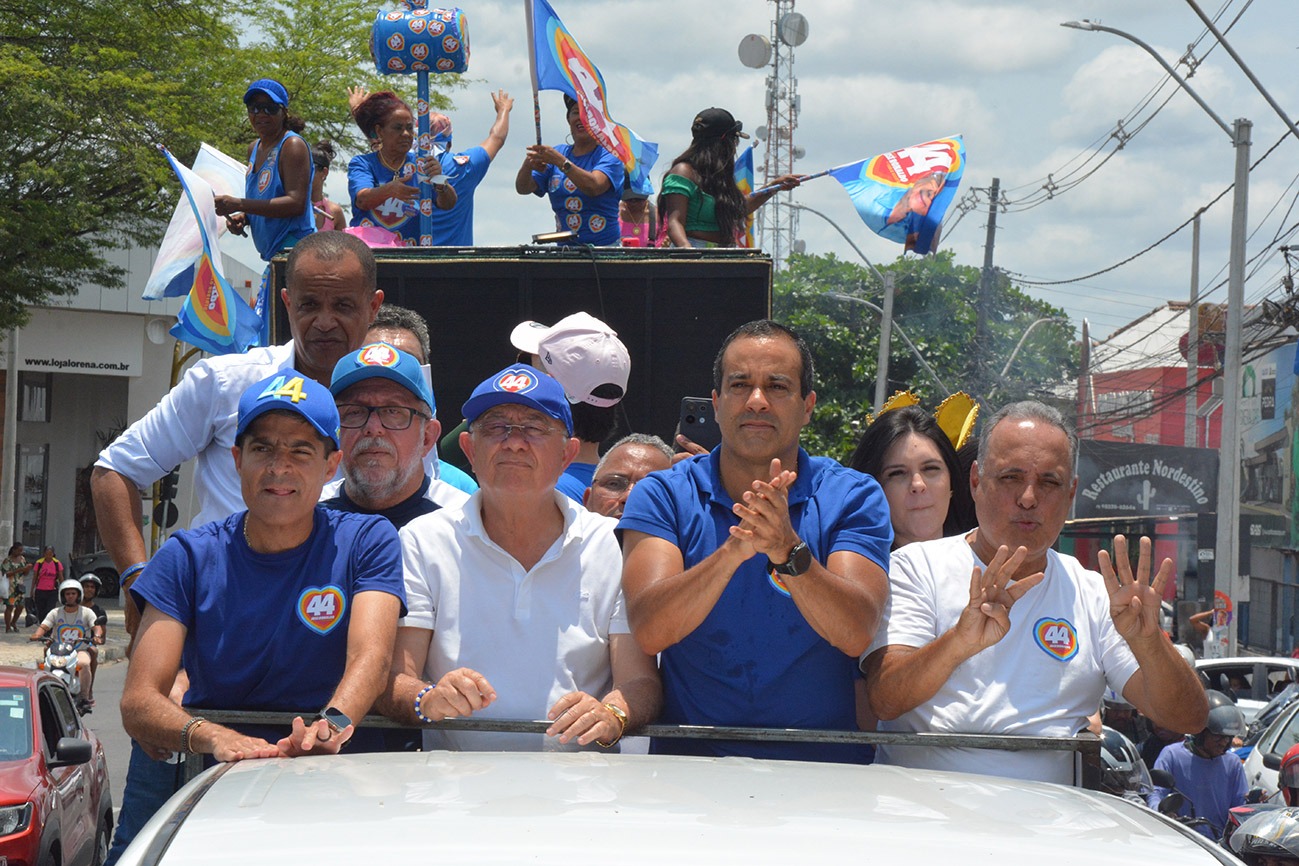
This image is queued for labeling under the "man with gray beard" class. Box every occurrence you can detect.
[321,343,468,527]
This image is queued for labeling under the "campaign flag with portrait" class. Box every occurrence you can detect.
[828,136,965,255]
[155,147,261,355]
[526,0,657,195]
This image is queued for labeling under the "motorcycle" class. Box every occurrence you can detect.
[37,636,91,715]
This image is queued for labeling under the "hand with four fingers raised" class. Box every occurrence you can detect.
[953,544,1045,655]
[1097,534,1171,644]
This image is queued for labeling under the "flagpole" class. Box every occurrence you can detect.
[752,168,827,196]
[524,0,543,146]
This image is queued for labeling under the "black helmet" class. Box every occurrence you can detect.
[1099,726,1151,801]
[1205,702,1248,738]
[1230,807,1299,865]
[79,573,102,588]
[1206,688,1238,709]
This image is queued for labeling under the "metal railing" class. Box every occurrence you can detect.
[185,710,1102,790]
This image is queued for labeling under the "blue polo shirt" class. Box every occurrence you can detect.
[618,448,892,763]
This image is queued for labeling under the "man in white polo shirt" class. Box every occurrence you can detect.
[379,364,660,750]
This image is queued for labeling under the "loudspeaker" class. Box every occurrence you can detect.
[272,246,772,444]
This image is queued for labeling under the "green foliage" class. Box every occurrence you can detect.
[774,251,1078,461]
[0,0,459,331]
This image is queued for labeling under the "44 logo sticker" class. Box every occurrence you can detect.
[1033,617,1079,662]
[297,586,347,635]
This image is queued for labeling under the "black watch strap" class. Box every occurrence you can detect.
[768,541,812,577]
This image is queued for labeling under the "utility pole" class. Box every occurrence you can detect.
[1186,212,1201,447]
[0,328,17,544]
[976,177,1000,396]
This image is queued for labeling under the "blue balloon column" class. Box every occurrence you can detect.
[371,3,469,245]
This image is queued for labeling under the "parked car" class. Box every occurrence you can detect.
[70,551,120,599]
[1196,657,1299,723]
[1242,697,1299,799]
[118,751,1239,865]
[0,667,113,865]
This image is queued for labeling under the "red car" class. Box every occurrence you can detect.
[0,667,112,865]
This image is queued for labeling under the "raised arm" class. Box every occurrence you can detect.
[478,89,513,160]
[1102,535,1209,734]
[865,545,1042,720]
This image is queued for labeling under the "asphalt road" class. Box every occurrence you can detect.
[83,659,130,812]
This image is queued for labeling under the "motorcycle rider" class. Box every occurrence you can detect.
[79,574,108,703]
[1148,689,1248,837]
[29,578,98,710]
[1230,806,1299,866]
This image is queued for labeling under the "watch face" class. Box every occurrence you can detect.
[321,706,351,733]
[789,543,812,575]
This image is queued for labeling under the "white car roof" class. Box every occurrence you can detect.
[122,751,1238,865]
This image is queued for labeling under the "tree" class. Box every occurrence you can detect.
[0,0,459,331]
[774,251,1077,461]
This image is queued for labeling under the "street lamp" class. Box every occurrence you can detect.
[986,317,1070,403]
[791,203,951,411]
[1063,18,1250,654]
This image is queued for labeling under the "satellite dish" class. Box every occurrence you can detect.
[778,12,809,46]
[738,34,772,69]
[791,239,807,254]
[793,146,806,160]
[754,125,768,141]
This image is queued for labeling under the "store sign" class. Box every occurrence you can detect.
[1074,441,1219,519]
[0,308,143,377]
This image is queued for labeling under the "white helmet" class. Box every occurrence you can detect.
[58,578,82,605]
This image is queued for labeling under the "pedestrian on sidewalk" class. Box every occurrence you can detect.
[2,544,29,633]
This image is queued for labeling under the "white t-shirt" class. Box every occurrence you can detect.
[400,491,629,752]
[867,534,1138,783]
[96,343,298,528]
[41,606,97,649]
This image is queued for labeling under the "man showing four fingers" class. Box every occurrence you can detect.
[862,400,1207,783]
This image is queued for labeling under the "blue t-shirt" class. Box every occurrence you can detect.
[429,147,492,246]
[348,151,420,245]
[132,507,406,718]
[618,448,892,763]
[556,461,596,504]
[246,131,315,261]
[530,144,625,246]
[1149,740,1248,838]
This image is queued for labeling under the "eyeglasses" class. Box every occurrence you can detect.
[474,421,557,443]
[592,474,634,495]
[337,404,429,430]
[248,103,283,116]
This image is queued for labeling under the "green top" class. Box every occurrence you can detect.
[660,173,719,233]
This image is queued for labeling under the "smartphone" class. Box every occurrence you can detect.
[677,397,721,453]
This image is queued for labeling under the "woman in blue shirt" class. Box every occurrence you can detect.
[514,95,624,246]
[348,91,457,246]
[214,79,315,261]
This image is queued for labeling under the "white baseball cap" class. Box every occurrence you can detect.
[509,312,630,407]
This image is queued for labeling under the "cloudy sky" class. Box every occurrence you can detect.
[308,0,1298,343]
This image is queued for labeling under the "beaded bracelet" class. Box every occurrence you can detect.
[119,561,147,589]
[414,684,434,724]
[180,716,206,754]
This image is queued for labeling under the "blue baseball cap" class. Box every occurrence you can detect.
[329,343,435,415]
[244,78,289,107]
[461,365,573,436]
[236,371,340,449]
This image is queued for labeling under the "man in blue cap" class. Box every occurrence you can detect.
[322,342,469,526]
[120,371,405,767]
[378,364,660,751]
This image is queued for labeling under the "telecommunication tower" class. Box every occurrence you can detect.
[738,1,808,270]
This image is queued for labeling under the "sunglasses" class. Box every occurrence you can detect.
[247,103,283,116]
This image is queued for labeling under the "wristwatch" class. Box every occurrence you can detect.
[768,541,812,578]
[316,706,351,736]
[560,160,573,173]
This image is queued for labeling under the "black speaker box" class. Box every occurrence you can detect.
[271,246,772,444]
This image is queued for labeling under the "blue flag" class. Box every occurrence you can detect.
[159,148,261,355]
[828,136,965,255]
